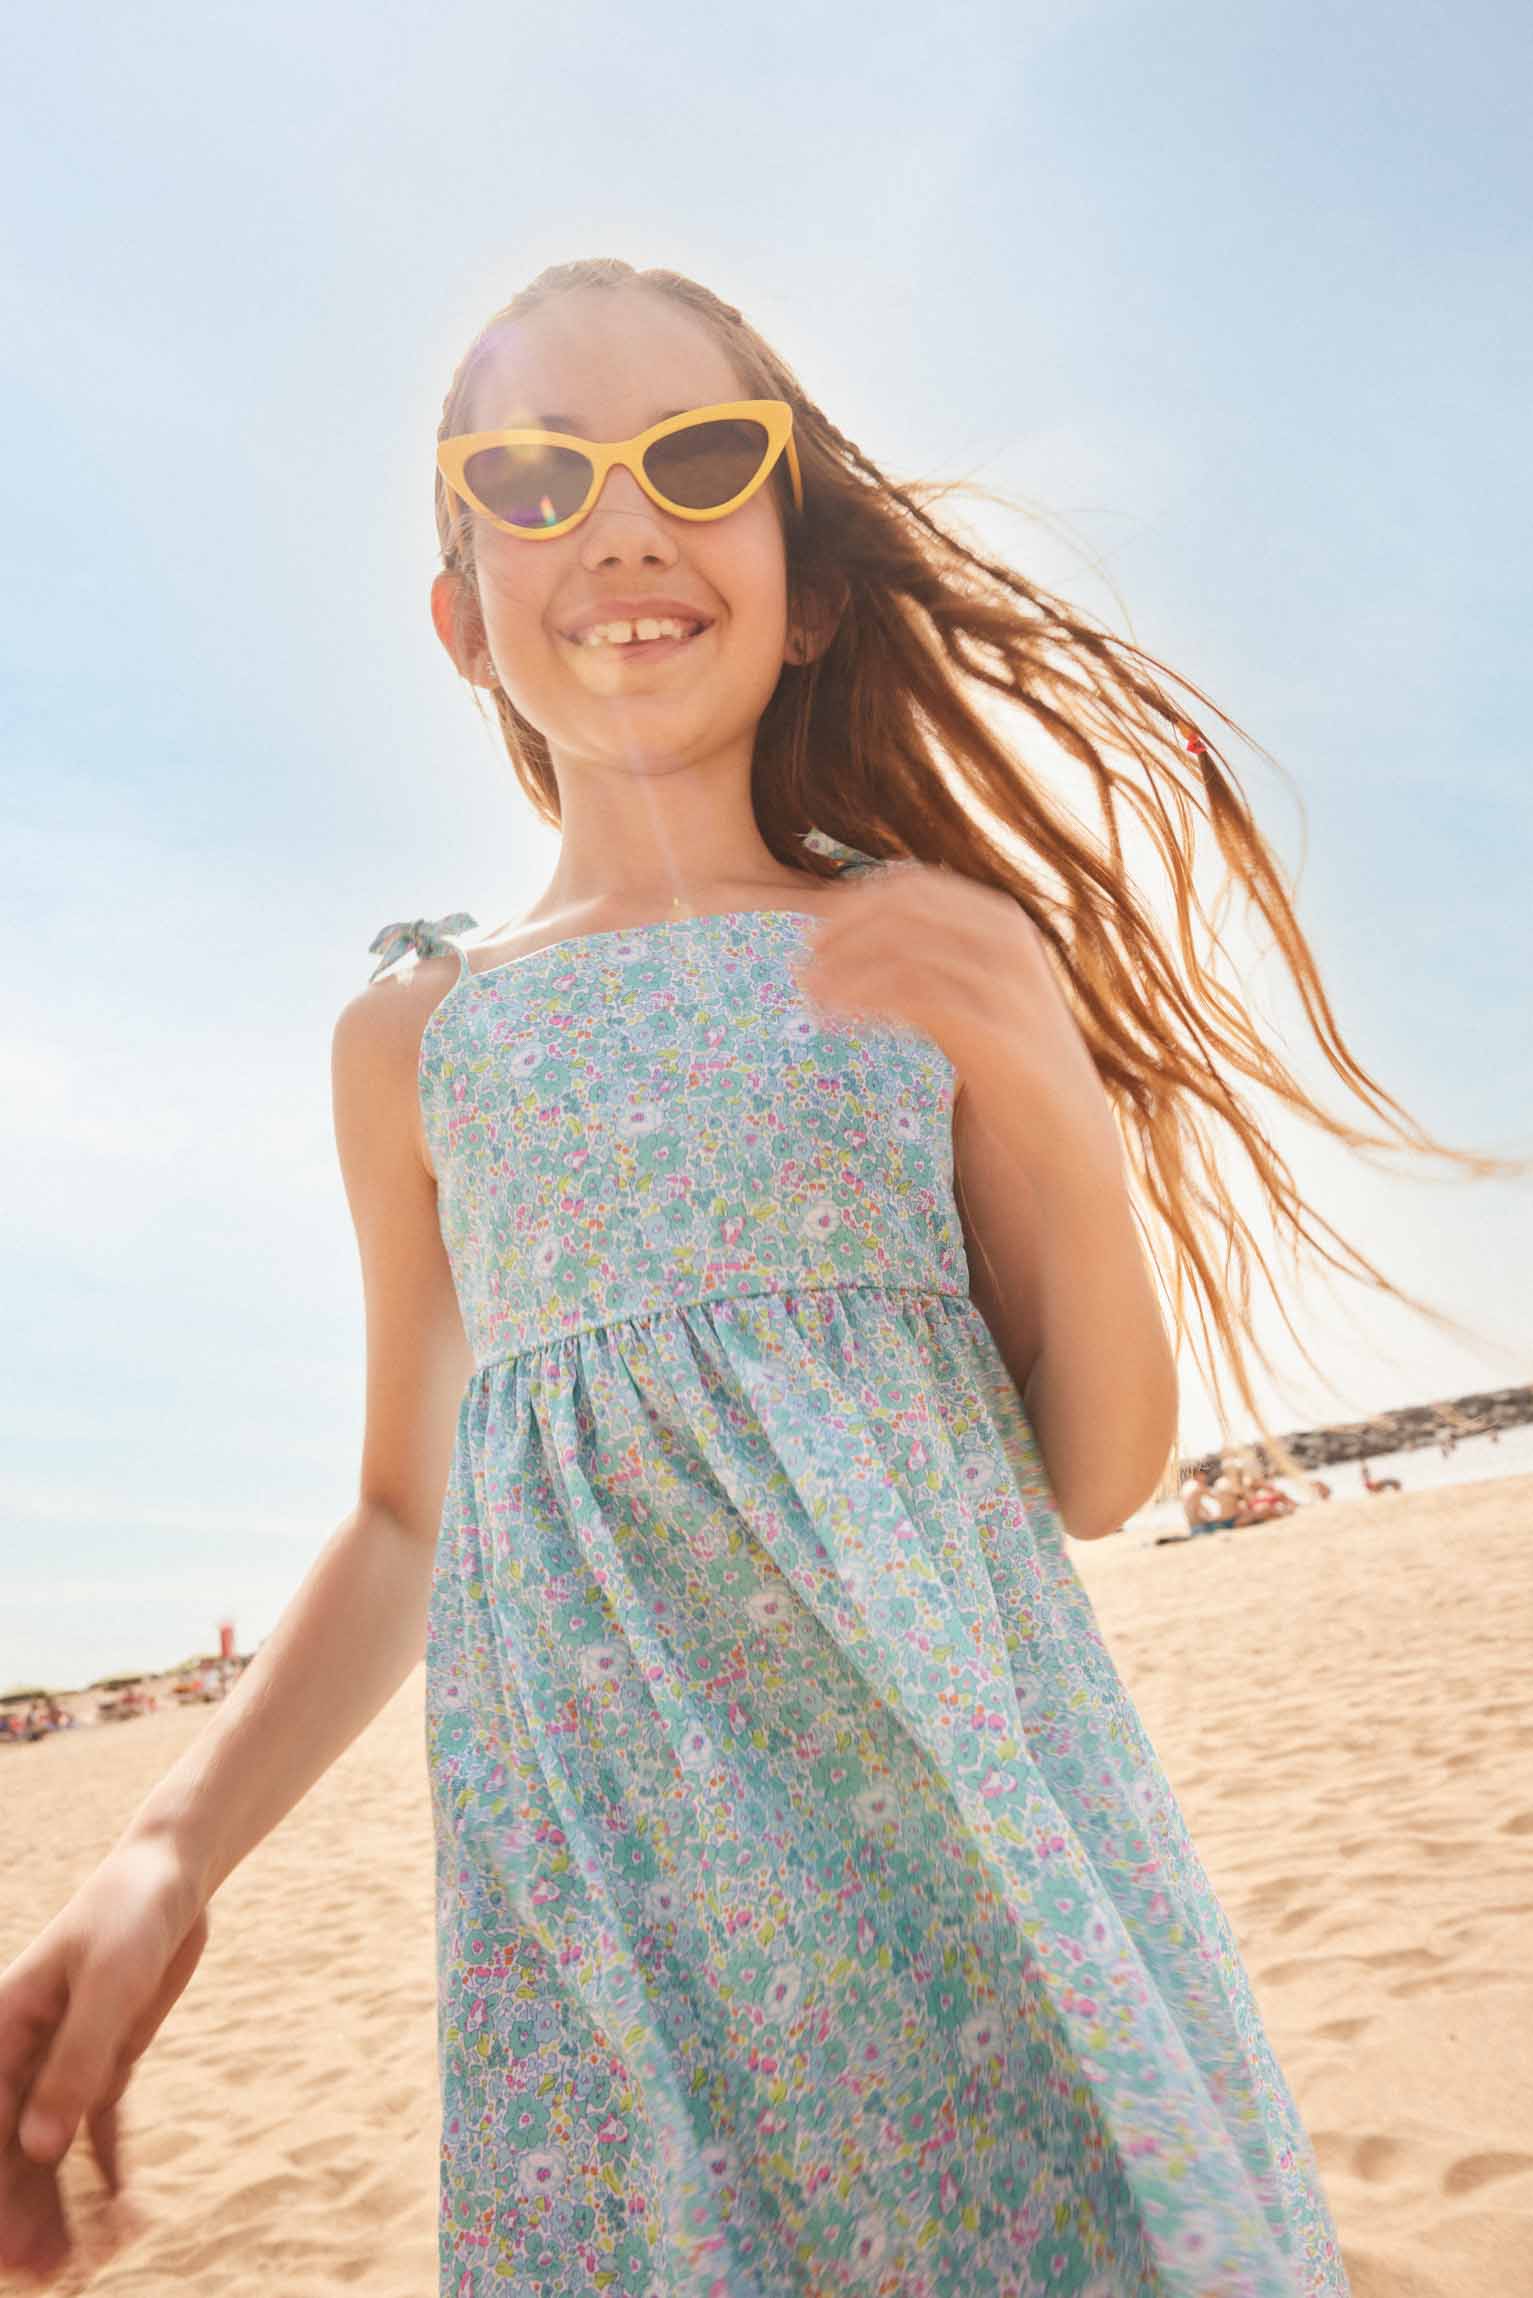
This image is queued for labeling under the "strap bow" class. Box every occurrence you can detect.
[800,827,881,871]
[367,911,479,982]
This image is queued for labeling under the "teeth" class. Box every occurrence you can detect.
[576,616,702,648]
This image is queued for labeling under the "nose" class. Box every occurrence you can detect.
[578,461,676,566]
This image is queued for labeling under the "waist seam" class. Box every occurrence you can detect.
[469,1276,975,1377]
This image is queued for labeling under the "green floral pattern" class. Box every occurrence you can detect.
[385,852,1346,2296]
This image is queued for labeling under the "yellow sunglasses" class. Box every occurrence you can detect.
[436,399,803,540]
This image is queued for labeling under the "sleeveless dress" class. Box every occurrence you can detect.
[368,838,1348,2298]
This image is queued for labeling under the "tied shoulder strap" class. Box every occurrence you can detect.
[801,827,913,882]
[800,827,882,875]
[367,910,479,983]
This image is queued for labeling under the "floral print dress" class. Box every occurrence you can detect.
[370,835,1348,2298]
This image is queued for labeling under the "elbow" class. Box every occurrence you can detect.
[1054,1415,1180,1545]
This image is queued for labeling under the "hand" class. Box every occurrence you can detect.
[0,1838,210,2286]
[792,861,1118,1166]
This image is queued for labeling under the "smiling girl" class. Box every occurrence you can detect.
[4,258,1514,2297]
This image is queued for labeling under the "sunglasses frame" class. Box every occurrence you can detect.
[436,398,803,541]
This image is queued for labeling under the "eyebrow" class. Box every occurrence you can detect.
[521,406,694,436]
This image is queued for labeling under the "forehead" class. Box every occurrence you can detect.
[465,289,747,436]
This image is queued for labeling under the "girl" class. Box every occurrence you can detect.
[1,259,1517,2298]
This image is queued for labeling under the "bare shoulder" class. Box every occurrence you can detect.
[332,951,464,1175]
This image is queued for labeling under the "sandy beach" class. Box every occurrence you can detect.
[4,1472,1530,2296]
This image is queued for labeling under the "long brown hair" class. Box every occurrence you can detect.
[432,258,1527,1483]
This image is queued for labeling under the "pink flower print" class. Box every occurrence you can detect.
[517,2147,568,2197]
[529,1877,560,1905]
[618,1099,664,1140]
[578,1643,621,1690]
[799,1198,841,1244]
[762,1961,803,2019]
[853,1784,896,1829]
[1081,1904,1114,1953]
[856,1911,876,1956]
[533,1237,564,1278]
[506,1041,545,1080]
[958,2011,1001,2067]
[719,1214,745,1246]
[892,1110,920,1143]
[1171,2212,1220,2264]
[938,2166,960,2214]
[958,1452,1003,1499]
[978,1766,1015,1800]
[1129,1769,1161,1819]
[848,2212,887,2273]
[746,1586,790,1630]
[594,2115,628,2144]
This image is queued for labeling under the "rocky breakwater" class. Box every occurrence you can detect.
[1184,1381,1532,1483]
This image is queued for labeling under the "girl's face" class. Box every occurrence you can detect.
[436,288,798,777]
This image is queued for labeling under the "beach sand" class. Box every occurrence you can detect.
[4,1473,1530,2294]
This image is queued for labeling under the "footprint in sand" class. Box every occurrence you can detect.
[1442,2148,1533,2197]
[1315,2016,1372,2043]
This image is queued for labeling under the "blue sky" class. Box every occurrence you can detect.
[3,0,1529,1690]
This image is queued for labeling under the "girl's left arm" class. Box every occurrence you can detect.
[795,863,1179,1541]
[953,1077,1179,1541]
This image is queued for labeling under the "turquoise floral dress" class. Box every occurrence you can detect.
[369,836,1348,2298]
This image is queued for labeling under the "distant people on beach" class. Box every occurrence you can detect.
[0,1698,76,1747]
[1358,1459,1402,1494]
[1221,1459,1298,1526]
[1177,1459,1300,1537]
[1239,1475,1297,1523]
[1180,1472,1237,1536]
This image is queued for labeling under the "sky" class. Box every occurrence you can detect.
[2,0,1529,1691]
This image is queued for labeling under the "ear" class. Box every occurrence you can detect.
[784,577,847,668]
[431,569,497,690]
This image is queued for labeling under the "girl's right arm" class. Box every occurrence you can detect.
[118,958,474,1904]
[0,956,471,2228]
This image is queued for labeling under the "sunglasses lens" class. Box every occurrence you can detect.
[644,417,771,510]
[461,441,593,530]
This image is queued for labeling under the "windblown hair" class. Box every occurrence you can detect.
[433,258,1524,1484]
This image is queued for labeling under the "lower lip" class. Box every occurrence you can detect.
[564,625,712,664]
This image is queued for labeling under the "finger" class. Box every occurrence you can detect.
[16,1975,131,2168]
[0,2142,70,2281]
[0,1955,68,2151]
[87,2095,123,2196]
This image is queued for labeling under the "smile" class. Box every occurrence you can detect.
[562,621,713,665]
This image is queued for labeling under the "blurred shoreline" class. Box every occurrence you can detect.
[6,1388,1530,1725]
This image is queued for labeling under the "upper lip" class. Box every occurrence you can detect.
[559,595,715,639]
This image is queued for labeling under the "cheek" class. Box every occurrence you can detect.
[474,542,558,645]
[731,499,791,614]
